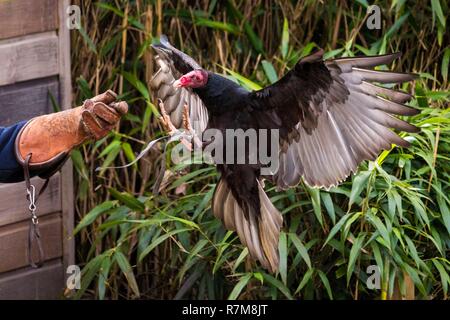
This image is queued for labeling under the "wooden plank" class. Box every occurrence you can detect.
[0,32,59,86]
[0,174,61,226]
[0,0,58,40]
[0,259,64,299]
[59,0,75,270]
[0,77,60,126]
[0,0,74,300]
[0,213,63,273]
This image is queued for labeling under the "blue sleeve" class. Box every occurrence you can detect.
[0,121,27,183]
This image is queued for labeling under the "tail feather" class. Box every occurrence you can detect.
[212,178,283,272]
[257,180,283,272]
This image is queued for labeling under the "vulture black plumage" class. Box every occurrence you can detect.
[150,35,419,273]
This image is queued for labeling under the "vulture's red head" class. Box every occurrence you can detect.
[173,70,208,89]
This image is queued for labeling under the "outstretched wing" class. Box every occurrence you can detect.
[250,50,419,189]
[150,35,208,134]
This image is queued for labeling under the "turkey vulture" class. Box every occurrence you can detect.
[150,35,419,272]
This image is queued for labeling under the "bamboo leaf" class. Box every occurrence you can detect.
[262,273,293,300]
[306,185,323,227]
[289,233,312,269]
[75,253,108,299]
[279,232,288,285]
[195,18,240,35]
[232,248,249,273]
[432,259,450,296]
[121,142,136,166]
[324,212,356,246]
[228,273,252,300]
[108,188,145,212]
[78,25,97,54]
[347,233,366,285]
[442,47,450,83]
[138,228,191,261]
[317,270,333,299]
[367,212,391,250]
[321,192,336,224]
[261,60,278,84]
[295,268,314,294]
[281,18,289,59]
[74,201,116,234]
[115,250,140,297]
[349,171,371,208]
[98,256,111,300]
[220,65,262,90]
[431,0,446,27]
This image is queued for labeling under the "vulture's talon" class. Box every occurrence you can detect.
[158,101,198,151]
[182,104,202,149]
[158,100,177,135]
[182,104,192,132]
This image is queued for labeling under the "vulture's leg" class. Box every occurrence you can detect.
[158,99,178,135]
[182,104,203,150]
[158,100,196,151]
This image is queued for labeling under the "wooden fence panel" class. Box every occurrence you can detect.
[0,174,61,227]
[0,32,59,86]
[58,0,75,276]
[0,77,59,126]
[0,0,58,40]
[0,0,73,300]
[0,260,64,300]
[0,214,63,273]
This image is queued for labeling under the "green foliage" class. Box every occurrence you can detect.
[71,0,449,300]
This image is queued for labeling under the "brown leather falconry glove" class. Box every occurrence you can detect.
[15,90,128,179]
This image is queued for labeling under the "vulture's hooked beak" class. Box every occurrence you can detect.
[173,79,183,88]
[173,75,191,88]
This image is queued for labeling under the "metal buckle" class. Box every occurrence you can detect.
[26,184,39,225]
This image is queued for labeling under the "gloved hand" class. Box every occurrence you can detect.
[15,90,128,178]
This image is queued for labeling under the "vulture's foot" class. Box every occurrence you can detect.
[158,100,202,151]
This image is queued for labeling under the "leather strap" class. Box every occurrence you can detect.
[23,153,49,269]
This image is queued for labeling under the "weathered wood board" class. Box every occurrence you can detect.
[0,213,63,273]
[0,0,73,300]
[0,174,61,226]
[58,0,75,277]
[0,0,58,40]
[0,77,59,126]
[0,32,59,86]
[0,260,64,300]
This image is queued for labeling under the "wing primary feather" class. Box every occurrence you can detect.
[359,81,413,104]
[331,52,401,72]
[356,92,419,116]
[352,68,417,83]
[365,108,420,133]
